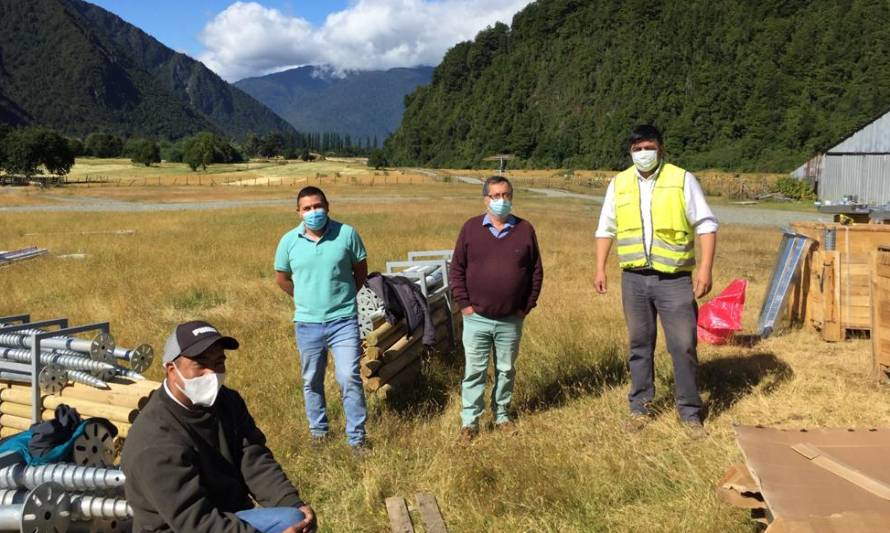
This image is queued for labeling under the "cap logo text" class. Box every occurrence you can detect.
[192,327,218,336]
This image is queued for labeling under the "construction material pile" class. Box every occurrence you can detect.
[356,251,461,399]
[0,314,159,445]
[0,439,132,532]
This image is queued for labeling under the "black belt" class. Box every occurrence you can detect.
[623,268,691,279]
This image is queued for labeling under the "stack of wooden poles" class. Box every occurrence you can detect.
[361,298,461,399]
[0,378,159,439]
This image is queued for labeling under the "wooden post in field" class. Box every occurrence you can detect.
[822,251,843,341]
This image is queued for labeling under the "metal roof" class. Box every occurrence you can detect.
[828,108,890,154]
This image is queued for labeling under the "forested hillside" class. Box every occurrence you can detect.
[0,0,296,139]
[236,66,434,142]
[385,0,890,171]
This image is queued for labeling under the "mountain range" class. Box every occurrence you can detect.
[235,66,434,141]
[0,0,295,139]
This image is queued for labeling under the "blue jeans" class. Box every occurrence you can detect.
[295,316,367,446]
[236,507,305,533]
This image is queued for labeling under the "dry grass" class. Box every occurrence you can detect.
[0,184,880,532]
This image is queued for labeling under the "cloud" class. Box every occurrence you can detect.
[198,0,534,81]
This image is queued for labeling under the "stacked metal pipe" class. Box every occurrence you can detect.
[0,319,154,391]
[0,452,133,532]
[0,315,160,441]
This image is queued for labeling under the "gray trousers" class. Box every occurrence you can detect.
[621,269,702,421]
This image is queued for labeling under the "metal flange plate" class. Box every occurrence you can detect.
[128,344,153,373]
[38,366,67,395]
[20,482,70,533]
[89,334,116,362]
[73,421,117,468]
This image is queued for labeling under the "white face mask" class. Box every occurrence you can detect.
[632,149,659,172]
[173,363,225,407]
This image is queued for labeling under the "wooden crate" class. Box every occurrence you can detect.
[873,246,890,378]
[789,222,890,341]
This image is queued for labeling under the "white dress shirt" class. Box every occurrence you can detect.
[595,164,718,255]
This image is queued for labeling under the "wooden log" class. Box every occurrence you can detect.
[363,346,383,362]
[379,346,424,383]
[0,427,19,438]
[364,376,383,392]
[1,388,139,423]
[0,414,31,431]
[362,360,383,378]
[381,333,423,365]
[375,359,422,399]
[0,402,33,419]
[9,383,150,411]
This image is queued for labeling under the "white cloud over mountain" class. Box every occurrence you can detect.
[198,0,534,81]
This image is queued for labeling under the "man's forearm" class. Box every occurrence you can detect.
[595,237,613,272]
[698,232,717,271]
[277,280,294,297]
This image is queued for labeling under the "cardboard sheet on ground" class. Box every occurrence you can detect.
[734,425,890,532]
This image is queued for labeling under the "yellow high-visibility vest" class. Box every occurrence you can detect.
[614,163,695,273]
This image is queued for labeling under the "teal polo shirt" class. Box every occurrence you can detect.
[274,219,367,323]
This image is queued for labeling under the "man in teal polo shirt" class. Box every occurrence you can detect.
[274,186,369,450]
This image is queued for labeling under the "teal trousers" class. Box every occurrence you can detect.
[460,312,524,427]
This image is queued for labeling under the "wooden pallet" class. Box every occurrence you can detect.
[385,492,448,533]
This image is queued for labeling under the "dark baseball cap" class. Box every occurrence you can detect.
[162,320,239,365]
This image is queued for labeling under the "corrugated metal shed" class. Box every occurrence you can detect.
[812,107,890,204]
[820,154,890,204]
[829,109,890,154]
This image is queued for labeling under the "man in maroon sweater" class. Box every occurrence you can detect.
[450,176,544,438]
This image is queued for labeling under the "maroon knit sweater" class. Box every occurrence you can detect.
[450,214,544,318]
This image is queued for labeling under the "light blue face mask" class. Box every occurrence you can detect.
[488,198,512,218]
[302,208,328,231]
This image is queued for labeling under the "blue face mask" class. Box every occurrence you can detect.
[302,209,328,231]
[488,199,512,218]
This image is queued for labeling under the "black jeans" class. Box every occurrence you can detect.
[621,269,702,421]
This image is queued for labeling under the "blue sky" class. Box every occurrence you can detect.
[89,1,349,56]
[88,0,534,81]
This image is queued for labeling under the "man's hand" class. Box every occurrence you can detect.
[693,268,712,299]
[594,270,607,294]
[461,306,475,316]
[283,505,317,533]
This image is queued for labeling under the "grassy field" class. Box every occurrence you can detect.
[0,179,876,532]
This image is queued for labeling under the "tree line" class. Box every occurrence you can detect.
[385,0,890,172]
[0,126,382,179]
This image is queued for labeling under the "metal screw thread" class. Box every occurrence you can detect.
[112,367,145,380]
[0,348,114,372]
[69,493,133,519]
[67,370,109,390]
[0,464,126,491]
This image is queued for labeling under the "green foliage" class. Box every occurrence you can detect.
[84,133,123,158]
[772,177,816,200]
[386,0,890,172]
[182,132,243,171]
[66,137,84,157]
[368,149,388,169]
[1,127,74,177]
[0,0,297,140]
[124,138,161,167]
[159,140,183,163]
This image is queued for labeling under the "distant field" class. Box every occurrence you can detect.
[0,180,873,532]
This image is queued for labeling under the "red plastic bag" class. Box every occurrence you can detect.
[697,279,748,345]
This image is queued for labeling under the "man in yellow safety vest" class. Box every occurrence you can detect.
[594,124,718,438]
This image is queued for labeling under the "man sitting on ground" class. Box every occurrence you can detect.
[122,320,317,533]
